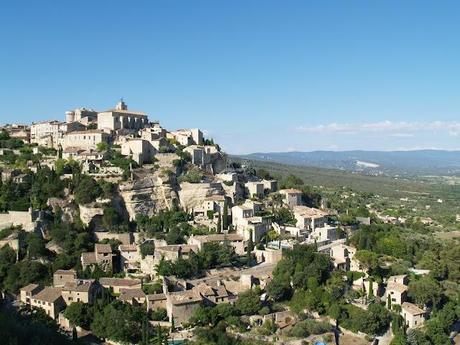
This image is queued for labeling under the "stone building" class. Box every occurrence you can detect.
[121,138,157,165]
[61,129,110,150]
[245,181,265,199]
[53,269,77,287]
[65,107,98,125]
[188,233,245,255]
[168,128,203,146]
[97,100,148,131]
[30,120,85,148]
[81,243,115,271]
[279,189,303,208]
[293,206,329,231]
[61,279,101,304]
[401,302,426,328]
[29,287,66,319]
[166,289,203,325]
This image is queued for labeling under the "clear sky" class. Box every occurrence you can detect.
[1,1,459,153]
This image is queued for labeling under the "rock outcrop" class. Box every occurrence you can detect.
[79,203,106,226]
[119,168,178,220]
[178,182,224,211]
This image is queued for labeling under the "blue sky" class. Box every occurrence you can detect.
[1,1,459,153]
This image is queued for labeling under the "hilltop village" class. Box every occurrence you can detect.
[0,101,458,345]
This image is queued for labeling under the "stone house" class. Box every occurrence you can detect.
[262,179,278,193]
[168,128,203,146]
[119,244,140,273]
[154,245,198,265]
[329,243,360,272]
[166,289,203,325]
[147,293,167,311]
[245,181,265,199]
[61,279,101,304]
[192,195,227,218]
[293,206,329,231]
[121,138,157,165]
[386,281,408,307]
[401,302,426,328]
[20,283,42,305]
[81,243,115,272]
[61,130,110,151]
[119,288,147,306]
[279,189,303,208]
[53,269,77,287]
[29,287,66,319]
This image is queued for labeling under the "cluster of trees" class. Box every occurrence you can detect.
[266,244,331,302]
[64,296,152,344]
[350,224,436,265]
[338,303,391,336]
[136,209,196,244]
[0,130,24,149]
[191,288,273,330]
[0,245,51,293]
[156,241,241,279]
[0,165,67,211]
[286,318,331,338]
[105,149,138,179]
[0,307,76,345]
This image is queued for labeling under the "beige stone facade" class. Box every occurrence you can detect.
[401,302,426,328]
[279,189,303,208]
[97,100,148,131]
[61,130,110,150]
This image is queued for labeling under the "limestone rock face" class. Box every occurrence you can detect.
[178,182,224,211]
[79,203,105,226]
[47,197,79,223]
[119,171,178,220]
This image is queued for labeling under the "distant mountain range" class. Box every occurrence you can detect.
[237,150,460,176]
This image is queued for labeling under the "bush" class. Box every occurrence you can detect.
[287,319,331,338]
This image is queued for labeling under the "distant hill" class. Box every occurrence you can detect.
[237,150,460,176]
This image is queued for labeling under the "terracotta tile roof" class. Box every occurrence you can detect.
[95,243,112,254]
[402,302,425,315]
[33,287,63,303]
[387,282,408,293]
[147,293,167,301]
[119,288,146,301]
[99,277,141,287]
[21,283,40,293]
[81,252,97,265]
[168,290,202,306]
[63,279,95,293]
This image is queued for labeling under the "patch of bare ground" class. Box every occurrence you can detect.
[340,333,372,345]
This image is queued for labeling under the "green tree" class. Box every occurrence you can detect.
[408,276,442,308]
[64,301,91,329]
[235,289,262,315]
